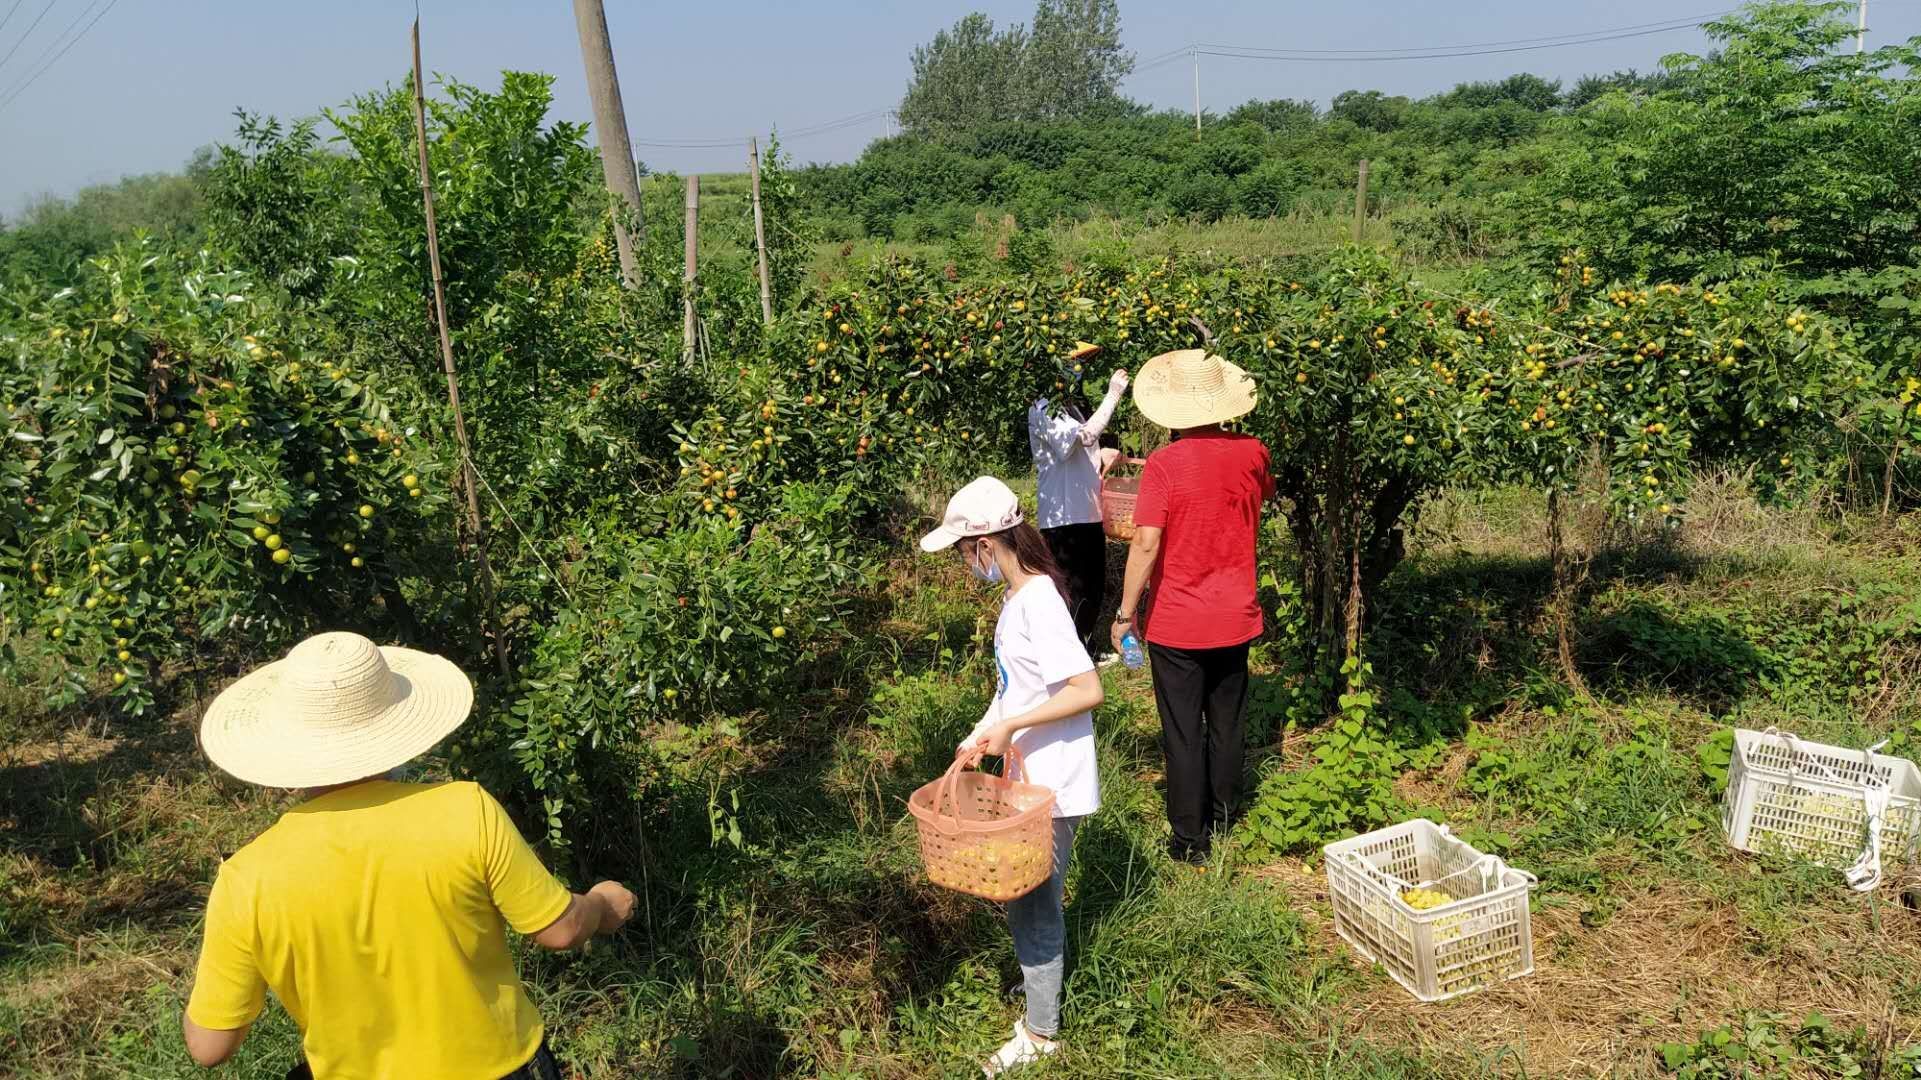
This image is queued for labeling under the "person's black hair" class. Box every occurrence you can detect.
[970,522,1073,608]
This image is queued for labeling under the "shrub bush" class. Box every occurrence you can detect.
[0,246,449,714]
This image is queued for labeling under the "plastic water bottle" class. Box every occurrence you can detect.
[1120,630,1146,669]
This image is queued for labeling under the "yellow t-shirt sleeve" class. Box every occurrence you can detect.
[473,784,573,935]
[185,865,268,1030]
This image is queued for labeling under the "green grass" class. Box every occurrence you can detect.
[804,201,1492,288]
[4,488,1920,1077]
[632,172,1488,296]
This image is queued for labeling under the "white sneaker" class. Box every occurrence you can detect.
[982,1019,1060,1076]
[1096,652,1120,668]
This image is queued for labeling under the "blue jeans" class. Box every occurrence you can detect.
[1005,815,1080,1039]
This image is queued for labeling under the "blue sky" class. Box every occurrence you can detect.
[3,1,1917,213]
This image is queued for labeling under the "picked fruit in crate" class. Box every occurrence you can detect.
[1720,727,1921,890]
[1323,819,1537,1003]
[1401,887,1450,911]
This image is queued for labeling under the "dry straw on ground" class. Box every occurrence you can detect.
[1256,857,1921,1077]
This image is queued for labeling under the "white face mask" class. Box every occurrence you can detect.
[968,543,1003,584]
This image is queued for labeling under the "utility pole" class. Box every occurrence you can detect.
[1857,0,1867,53]
[749,138,774,325]
[572,0,645,286]
[1192,47,1202,140]
[410,18,510,679]
[683,176,700,365]
[1351,159,1370,245]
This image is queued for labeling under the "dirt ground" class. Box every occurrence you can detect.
[1255,858,1921,1076]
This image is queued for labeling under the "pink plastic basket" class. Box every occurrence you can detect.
[908,747,1057,901]
[1099,457,1148,542]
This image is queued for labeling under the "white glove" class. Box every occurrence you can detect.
[1080,371,1129,446]
[958,702,1000,754]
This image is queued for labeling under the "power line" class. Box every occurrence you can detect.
[1134,45,1191,72]
[787,108,893,137]
[0,0,29,42]
[0,0,103,100]
[1196,21,1721,63]
[0,0,59,76]
[1197,10,1732,57]
[1127,9,1732,81]
[637,10,1724,153]
[0,0,113,111]
[630,107,893,150]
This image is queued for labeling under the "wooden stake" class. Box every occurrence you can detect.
[1885,438,1903,516]
[412,19,510,678]
[682,175,699,365]
[749,138,773,325]
[1352,159,1370,245]
[571,0,645,284]
[1192,47,1202,141]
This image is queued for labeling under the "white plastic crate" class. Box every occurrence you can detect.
[1322,820,1536,1003]
[1721,728,1921,873]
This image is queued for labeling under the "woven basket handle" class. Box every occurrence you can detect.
[933,744,1031,835]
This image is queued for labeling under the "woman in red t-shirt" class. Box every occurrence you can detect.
[1111,349,1272,863]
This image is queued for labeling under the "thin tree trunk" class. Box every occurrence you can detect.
[1884,438,1904,517]
[1548,489,1588,696]
[1345,532,1363,658]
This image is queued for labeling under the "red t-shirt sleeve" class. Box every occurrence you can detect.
[1256,442,1275,500]
[1134,454,1169,528]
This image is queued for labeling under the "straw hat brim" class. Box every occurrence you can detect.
[1132,349,1259,430]
[199,646,474,788]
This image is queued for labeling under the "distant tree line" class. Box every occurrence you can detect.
[801,66,1677,245]
[898,0,1136,135]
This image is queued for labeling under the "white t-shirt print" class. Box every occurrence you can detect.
[993,576,1101,818]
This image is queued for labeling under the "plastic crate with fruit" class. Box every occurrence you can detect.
[909,746,1057,902]
[1099,457,1147,542]
[1721,727,1921,870]
[1323,820,1536,1003]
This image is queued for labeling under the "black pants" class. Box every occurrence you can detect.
[1041,522,1107,655]
[287,1040,560,1080]
[1148,641,1252,856]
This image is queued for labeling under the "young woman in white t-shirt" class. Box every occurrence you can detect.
[1027,353,1129,661]
[919,475,1105,1077]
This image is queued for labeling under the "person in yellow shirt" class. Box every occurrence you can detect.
[181,632,637,1079]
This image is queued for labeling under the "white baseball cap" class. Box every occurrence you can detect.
[919,476,1024,552]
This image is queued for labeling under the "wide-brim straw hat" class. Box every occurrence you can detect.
[1132,348,1258,430]
[200,632,474,788]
